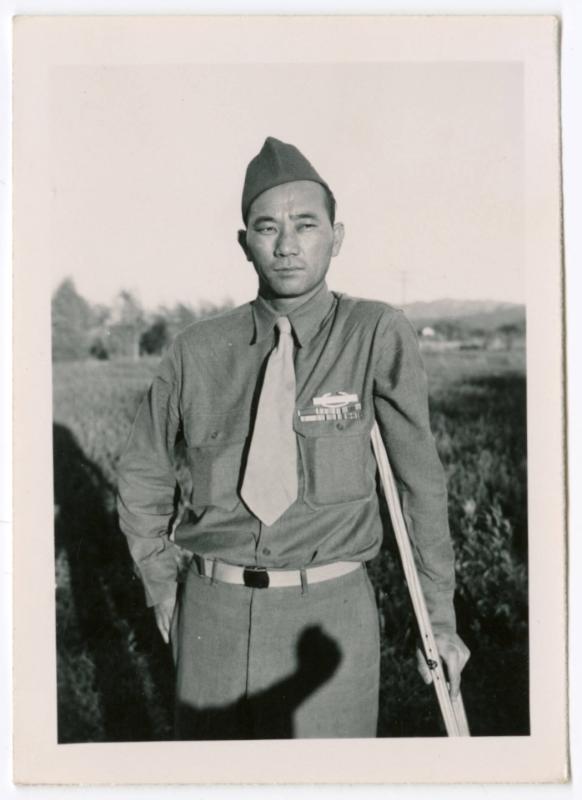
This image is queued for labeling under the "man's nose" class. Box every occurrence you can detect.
[274,227,300,256]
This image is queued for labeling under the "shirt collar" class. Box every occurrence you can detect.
[251,283,335,347]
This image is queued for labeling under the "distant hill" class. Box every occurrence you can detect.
[402,299,525,334]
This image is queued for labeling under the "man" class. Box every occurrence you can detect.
[117,136,470,740]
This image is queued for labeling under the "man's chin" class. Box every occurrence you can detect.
[259,274,327,303]
[266,280,312,299]
[276,287,309,298]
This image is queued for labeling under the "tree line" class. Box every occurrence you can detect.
[52,277,525,363]
[52,278,234,362]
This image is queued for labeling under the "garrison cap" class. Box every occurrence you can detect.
[241,137,334,223]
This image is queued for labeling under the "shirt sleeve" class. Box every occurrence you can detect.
[373,309,456,635]
[117,340,185,607]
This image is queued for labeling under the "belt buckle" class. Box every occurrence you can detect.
[243,566,270,589]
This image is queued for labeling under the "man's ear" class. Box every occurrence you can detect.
[237,229,252,262]
[331,222,345,257]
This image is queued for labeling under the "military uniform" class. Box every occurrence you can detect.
[117,138,456,739]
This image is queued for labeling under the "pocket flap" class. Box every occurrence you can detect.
[189,413,249,447]
[293,414,370,439]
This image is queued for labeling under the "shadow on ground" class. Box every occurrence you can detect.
[54,422,175,742]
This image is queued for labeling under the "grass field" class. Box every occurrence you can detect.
[53,347,528,741]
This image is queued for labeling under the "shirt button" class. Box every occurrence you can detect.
[262,547,271,556]
[210,431,219,439]
[336,422,345,431]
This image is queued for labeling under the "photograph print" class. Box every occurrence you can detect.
[51,57,527,743]
[12,14,566,784]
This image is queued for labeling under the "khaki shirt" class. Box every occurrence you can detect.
[117,283,456,633]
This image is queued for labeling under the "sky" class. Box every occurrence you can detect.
[49,61,524,311]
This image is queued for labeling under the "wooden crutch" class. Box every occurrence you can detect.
[370,421,470,737]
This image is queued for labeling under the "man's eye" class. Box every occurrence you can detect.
[298,223,316,231]
[257,225,276,234]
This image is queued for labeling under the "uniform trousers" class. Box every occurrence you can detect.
[172,560,381,740]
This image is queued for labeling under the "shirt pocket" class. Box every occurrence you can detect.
[293,416,375,509]
[186,413,248,512]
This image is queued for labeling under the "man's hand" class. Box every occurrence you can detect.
[154,595,177,644]
[416,632,471,698]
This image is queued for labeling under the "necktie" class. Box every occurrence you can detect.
[241,316,298,526]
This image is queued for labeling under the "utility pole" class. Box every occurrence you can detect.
[399,269,408,306]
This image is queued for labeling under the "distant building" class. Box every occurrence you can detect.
[103,323,141,360]
[486,335,507,351]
